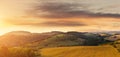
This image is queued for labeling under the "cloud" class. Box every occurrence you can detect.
[28,2,92,18]
[5,18,86,27]
[27,1,120,19]
[41,20,86,27]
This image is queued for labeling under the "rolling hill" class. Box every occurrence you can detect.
[40,46,120,57]
[37,32,105,48]
[0,31,62,47]
[0,31,120,57]
[0,31,119,48]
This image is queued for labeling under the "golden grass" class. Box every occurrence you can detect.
[40,46,120,57]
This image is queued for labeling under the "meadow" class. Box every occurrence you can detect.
[0,31,120,57]
[0,47,40,57]
[40,46,120,57]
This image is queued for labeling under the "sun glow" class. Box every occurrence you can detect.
[0,15,10,26]
[0,17,6,26]
[0,15,13,35]
[0,15,4,19]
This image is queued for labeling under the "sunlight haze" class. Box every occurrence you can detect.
[0,0,120,34]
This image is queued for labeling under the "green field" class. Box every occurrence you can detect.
[40,46,120,57]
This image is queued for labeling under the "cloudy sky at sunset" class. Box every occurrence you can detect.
[0,0,120,35]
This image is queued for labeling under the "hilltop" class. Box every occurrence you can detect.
[0,31,120,57]
[0,31,62,47]
[0,31,120,49]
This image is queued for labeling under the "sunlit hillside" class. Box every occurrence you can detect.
[40,46,120,57]
[0,0,120,57]
[0,31,120,57]
[0,31,60,47]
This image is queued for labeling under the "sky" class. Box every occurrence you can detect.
[0,0,120,35]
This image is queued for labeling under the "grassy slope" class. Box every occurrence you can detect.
[40,46,120,57]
